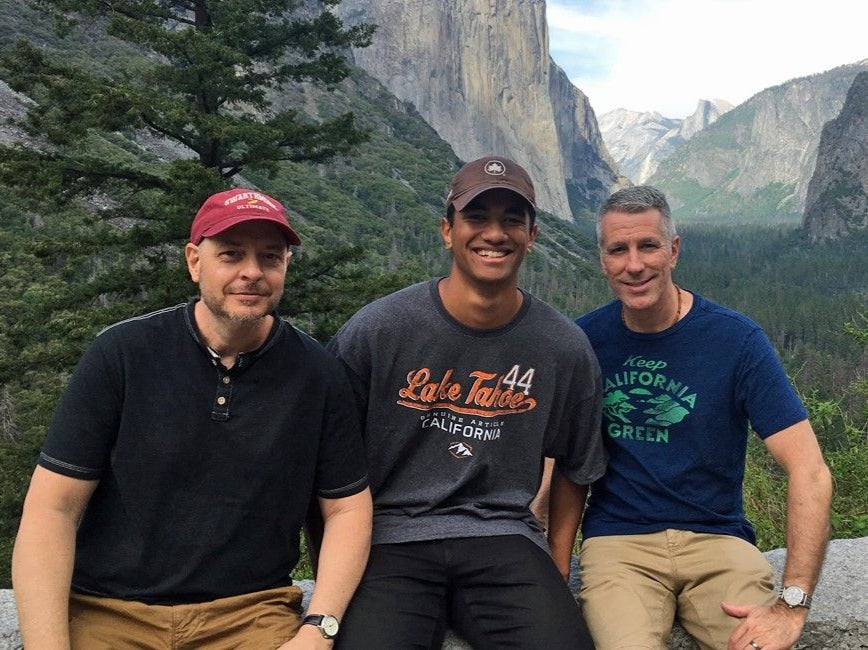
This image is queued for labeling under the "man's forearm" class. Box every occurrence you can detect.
[306,489,373,621]
[546,466,587,579]
[13,467,95,649]
[12,508,77,649]
[764,420,833,595]
[781,461,832,592]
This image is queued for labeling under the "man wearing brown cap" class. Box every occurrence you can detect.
[328,157,605,649]
[12,188,372,648]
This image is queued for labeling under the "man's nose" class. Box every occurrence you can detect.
[239,256,265,279]
[625,248,644,273]
[482,219,507,241]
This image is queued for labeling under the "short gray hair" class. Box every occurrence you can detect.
[596,185,677,246]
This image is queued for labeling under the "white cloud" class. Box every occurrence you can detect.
[547,0,868,118]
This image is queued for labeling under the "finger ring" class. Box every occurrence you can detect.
[749,642,761,650]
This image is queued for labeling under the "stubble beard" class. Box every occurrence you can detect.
[202,289,280,328]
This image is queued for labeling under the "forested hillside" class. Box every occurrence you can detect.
[1,0,866,588]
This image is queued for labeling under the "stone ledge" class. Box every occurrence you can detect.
[3,537,866,649]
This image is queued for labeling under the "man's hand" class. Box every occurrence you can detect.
[277,622,334,649]
[722,600,807,650]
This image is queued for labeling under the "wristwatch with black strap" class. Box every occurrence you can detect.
[302,613,340,639]
[778,585,812,609]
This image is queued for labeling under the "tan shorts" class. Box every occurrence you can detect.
[69,585,303,649]
[579,530,776,650]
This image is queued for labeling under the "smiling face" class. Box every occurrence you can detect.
[441,188,538,292]
[185,220,290,329]
[599,207,680,317]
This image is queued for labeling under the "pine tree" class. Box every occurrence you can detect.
[1,0,373,214]
[0,0,378,344]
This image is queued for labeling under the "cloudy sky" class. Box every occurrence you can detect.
[547,0,868,119]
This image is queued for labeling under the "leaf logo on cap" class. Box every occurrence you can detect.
[484,161,505,176]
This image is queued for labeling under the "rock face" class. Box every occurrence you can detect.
[600,99,732,183]
[333,0,627,219]
[0,80,36,148]
[3,537,867,649]
[650,59,868,222]
[803,71,868,241]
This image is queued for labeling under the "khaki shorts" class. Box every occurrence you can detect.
[69,585,303,649]
[579,530,776,650]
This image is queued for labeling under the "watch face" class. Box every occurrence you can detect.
[782,586,804,605]
[322,615,340,637]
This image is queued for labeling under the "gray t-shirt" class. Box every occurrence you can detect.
[328,279,606,550]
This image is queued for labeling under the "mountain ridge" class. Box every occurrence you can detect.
[650,59,868,223]
[600,99,732,184]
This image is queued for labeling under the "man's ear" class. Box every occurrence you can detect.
[440,216,453,249]
[527,222,539,249]
[185,242,201,283]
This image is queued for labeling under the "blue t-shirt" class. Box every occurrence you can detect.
[576,292,807,544]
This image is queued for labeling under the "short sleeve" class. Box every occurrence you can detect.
[39,335,124,480]
[313,361,369,499]
[736,329,808,439]
[545,341,608,485]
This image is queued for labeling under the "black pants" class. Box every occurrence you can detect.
[336,535,594,649]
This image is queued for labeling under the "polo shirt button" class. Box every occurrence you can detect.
[222,376,231,384]
[217,396,227,405]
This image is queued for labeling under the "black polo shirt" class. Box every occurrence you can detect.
[39,302,367,604]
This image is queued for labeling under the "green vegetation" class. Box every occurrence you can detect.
[689,104,756,150]
[651,174,801,224]
[0,0,603,587]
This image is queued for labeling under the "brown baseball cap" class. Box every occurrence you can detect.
[446,156,536,213]
[190,188,301,246]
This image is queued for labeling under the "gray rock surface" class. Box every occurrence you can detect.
[803,71,868,241]
[3,538,866,649]
[0,591,17,650]
[600,99,732,184]
[334,0,628,219]
[0,80,37,148]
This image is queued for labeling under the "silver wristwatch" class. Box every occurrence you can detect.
[778,585,812,609]
[302,613,340,638]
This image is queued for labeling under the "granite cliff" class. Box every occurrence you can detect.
[0,81,35,148]
[650,60,868,222]
[600,99,732,184]
[803,71,868,241]
[333,0,627,219]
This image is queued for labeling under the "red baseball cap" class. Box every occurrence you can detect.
[189,189,302,246]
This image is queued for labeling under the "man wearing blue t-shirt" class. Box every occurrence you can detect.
[576,186,832,650]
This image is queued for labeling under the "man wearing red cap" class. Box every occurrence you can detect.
[328,157,605,648]
[13,188,372,648]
